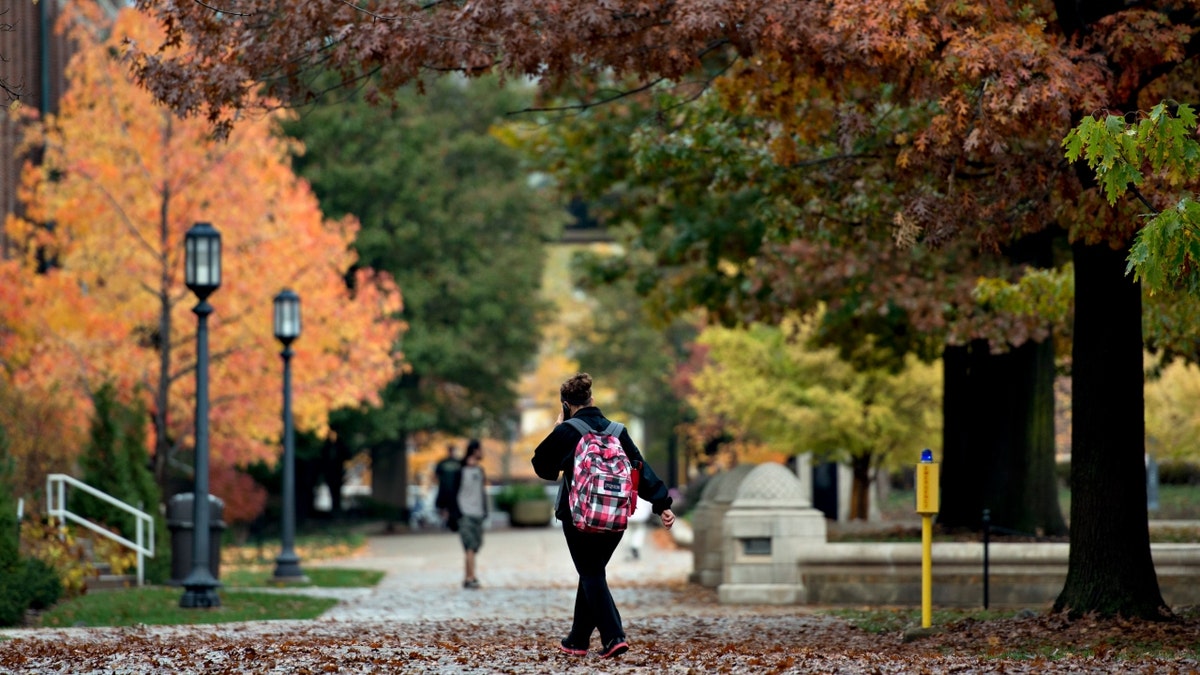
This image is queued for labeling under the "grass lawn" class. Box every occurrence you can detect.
[1151,483,1200,519]
[34,588,338,628]
[10,527,382,631]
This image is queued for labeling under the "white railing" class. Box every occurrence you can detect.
[46,473,155,586]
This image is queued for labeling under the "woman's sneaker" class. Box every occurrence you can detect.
[598,637,629,659]
[559,638,587,656]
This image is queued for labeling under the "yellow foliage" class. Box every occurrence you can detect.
[90,528,139,577]
[20,519,95,598]
[685,313,943,474]
[1145,356,1200,463]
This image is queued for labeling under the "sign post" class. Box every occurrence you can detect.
[915,448,940,628]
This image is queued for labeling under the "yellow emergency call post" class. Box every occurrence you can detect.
[915,448,939,628]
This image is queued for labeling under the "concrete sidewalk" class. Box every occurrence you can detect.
[303,522,694,622]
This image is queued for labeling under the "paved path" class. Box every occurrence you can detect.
[0,521,698,643]
[303,522,696,622]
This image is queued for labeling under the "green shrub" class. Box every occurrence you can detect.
[21,557,62,610]
[71,382,169,582]
[1157,459,1200,485]
[494,483,550,513]
[0,427,17,570]
[0,564,29,626]
[352,497,404,521]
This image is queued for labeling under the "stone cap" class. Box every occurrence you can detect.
[730,462,811,509]
[700,463,758,505]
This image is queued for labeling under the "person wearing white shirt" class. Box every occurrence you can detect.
[626,496,652,560]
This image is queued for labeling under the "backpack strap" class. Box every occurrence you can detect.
[563,418,594,436]
[563,417,625,439]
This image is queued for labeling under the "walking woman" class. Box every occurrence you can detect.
[456,439,487,589]
[532,373,677,659]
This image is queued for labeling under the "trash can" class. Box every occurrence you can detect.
[167,493,226,585]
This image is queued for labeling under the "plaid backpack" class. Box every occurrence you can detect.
[563,418,635,533]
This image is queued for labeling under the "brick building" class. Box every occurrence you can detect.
[1,0,71,237]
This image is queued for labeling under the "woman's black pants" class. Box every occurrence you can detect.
[561,521,624,648]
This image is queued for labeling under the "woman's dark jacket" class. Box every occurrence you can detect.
[532,406,673,522]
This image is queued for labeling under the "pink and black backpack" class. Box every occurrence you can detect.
[563,418,636,533]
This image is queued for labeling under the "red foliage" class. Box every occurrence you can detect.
[208,463,267,525]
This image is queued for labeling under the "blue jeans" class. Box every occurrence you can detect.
[562,521,625,648]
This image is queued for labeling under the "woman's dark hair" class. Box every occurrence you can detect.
[560,372,593,406]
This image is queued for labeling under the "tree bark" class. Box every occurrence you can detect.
[370,433,409,531]
[849,453,871,520]
[320,436,347,517]
[1054,241,1169,619]
[939,339,1066,535]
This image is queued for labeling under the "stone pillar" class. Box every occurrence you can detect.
[689,464,756,587]
[718,463,828,604]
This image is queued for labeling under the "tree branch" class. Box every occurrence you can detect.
[192,1,255,18]
[1127,183,1161,214]
[511,77,669,114]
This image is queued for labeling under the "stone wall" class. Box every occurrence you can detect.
[738,541,1200,608]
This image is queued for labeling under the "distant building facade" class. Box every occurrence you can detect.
[1,0,72,249]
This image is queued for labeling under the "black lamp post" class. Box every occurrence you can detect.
[181,222,222,608]
[272,289,306,582]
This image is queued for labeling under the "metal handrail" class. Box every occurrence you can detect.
[45,473,155,586]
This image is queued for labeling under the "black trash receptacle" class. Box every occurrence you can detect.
[167,493,226,585]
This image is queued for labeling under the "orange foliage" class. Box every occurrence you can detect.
[5,3,406,479]
[0,374,82,504]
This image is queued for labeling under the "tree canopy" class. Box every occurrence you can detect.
[123,0,1200,618]
[686,314,942,518]
[283,74,561,444]
[1066,104,1200,296]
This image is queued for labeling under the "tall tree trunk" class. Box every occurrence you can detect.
[320,436,346,517]
[153,176,173,493]
[1055,241,1168,619]
[939,343,976,526]
[643,413,674,482]
[939,339,1066,535]
[1011,339,1065,536]
[849,454,871,520]
[370,433,409,531]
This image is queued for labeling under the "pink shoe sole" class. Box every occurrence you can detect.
[598,640,628,659]
[558,645,587,656]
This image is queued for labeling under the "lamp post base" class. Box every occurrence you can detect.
[180,586,221,608]
[272,552,306,582]
[180,571,221,608]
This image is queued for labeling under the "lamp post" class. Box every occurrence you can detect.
[272,289,306,582]
[180,222,222,608]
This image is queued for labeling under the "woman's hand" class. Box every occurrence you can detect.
[659,508,676,530]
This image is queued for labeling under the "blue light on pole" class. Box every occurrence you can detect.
[272,289,306,582]
[180,222,222,608]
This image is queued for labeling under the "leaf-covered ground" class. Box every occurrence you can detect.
[2,585,1198,674]
[4,526,1197,673]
